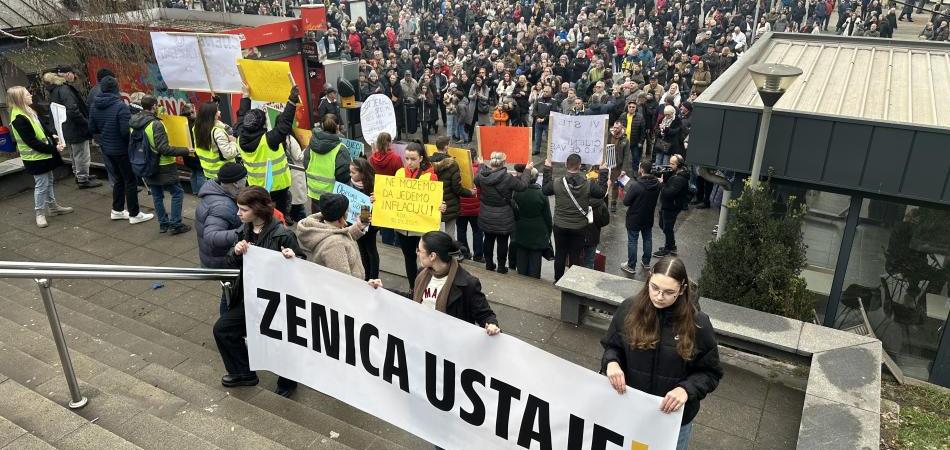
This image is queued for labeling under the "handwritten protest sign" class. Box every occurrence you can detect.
[159,115,192,148]
[359,94,397,145]
[373,175,443,233]
[476,125,531,164]
[197,34,243,93]
[549,112,608,165]
[50,103,66,142]
[341,138,365,160]
[150,32,242,93]
[237,59,293,104]
[332,182,372,223]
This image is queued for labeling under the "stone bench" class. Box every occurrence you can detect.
[553,266,882,450]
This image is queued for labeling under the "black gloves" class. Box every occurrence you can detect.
[289,86,300,104]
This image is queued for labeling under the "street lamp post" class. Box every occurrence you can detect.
[747,63,802,189]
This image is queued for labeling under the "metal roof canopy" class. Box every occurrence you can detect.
[71,6,299,30]
[0,0,68,30]
[689,32,950,207]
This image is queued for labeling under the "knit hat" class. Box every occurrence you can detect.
[100,76,119,94]
[96,68,115,82]
[242,109,266,132]
[319,193,349,222]
[217,163,247,184]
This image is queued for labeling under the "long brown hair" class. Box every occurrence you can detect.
[194,102,219,150]
[623,256,698,360]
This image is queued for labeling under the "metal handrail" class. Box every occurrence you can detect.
[0,262,238,410]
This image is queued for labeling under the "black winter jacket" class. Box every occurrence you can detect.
[88,78,131,157]
[660,168,690,211]
[47,78,92,144]
[430,152,472,223]
[600,297,723,426]
[195,181,242,269]
[474,165,530,234]
[416,264,499,327]
[235,97,296,160]
[11,114,62,175]
[225,218,305,308]
[624,174,661,230]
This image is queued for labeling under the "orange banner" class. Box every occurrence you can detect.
[476,126,531,164]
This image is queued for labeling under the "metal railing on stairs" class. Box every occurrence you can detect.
[0,261,239,409]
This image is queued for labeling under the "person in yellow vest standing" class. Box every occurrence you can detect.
[6,86,73,228]
[235,84,298,217]
[192,101,238,181]
[304,115,351,214]
[130,95,193,235]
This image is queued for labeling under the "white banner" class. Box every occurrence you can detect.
[243,247,682,450]
[549,112,608,165]
[150,32,243,93]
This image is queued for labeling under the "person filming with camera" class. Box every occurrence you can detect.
[653,154,690,258]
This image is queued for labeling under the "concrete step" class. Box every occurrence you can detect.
[0,373,139,449]
[0,280,414,449]
[0,404,56,450]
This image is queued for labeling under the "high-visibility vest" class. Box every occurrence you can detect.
[239,135,291,191]
[193,124,234,179]
[306,143,342,200]
[133,121,174,166]
[9,107,52,162]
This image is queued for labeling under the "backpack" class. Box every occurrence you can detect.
[129,121,158,178]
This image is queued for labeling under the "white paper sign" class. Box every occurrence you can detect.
[151,32,243,93]
[549,112,608,165]
[49,102,66,143]
[243,247,682,450]
[198,34,243,93]
[360,94,398,145]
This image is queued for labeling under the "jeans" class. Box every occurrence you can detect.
[446,114,458,139]
[532,122,548,154]
[654,151,671,167]
[457,120,469,143]
[553,225,586,281]
[676,422,693,450]
[67,140,91,181]
[149,181,184,227]
[482,232,510,270]
[627,227,653,266]
[440,218,458,240]
[33,171,56,213]
[456,216,483,258]
[189,170,207,194]
[660,209,680,250]
[104,153,141,215]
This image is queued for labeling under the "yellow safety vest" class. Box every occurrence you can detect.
[239,135,291,191]
[9,108,52,162]
[306,143,342,200]
[193,124,234,179]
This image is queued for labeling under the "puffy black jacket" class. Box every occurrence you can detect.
[46,75,92,144]
[474,165,530,235]
[195,181,242,269]
[660,168,690,211]
[600,297,723,426]
[430,152,472,223]
[87,76,130,156]
[624,174,661,230]
[225,218,305,307]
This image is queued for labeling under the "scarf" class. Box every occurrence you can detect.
[412,259,459,313]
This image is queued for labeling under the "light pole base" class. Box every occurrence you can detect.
[68,397,88,409]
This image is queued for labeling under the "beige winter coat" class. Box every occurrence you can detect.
[296,214,366,279]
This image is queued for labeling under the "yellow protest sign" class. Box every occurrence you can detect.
[422,145,474,190]
[159,114,192,148]
[236,59,293,104]
[425,144,437,155]
[292,128,312,149]
[372,175,443,233]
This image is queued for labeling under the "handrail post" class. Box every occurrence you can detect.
[34,278,88,409]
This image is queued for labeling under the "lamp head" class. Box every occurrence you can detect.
[748,63,802,107]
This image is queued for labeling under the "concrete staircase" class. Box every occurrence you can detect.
[0,277,428,450]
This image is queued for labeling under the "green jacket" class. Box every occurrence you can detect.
[512,185,553,250]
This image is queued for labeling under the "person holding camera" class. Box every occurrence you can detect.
[654,154,690,258]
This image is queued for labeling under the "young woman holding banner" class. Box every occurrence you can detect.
[600,256,722,450]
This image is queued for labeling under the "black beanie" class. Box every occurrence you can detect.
[96,68,115,82]
[100,76,118,94]
[217,162,247,184]
[319,193,349,222]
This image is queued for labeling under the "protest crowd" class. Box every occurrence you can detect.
[19,0,950,446]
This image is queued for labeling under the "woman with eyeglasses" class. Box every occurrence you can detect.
[600,256,722,450]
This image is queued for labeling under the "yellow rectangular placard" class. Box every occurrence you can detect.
[448,147,474,190]
[372,175,443,233]
[236,59,293,104]
[159,114,192,149]
[424,144,437,155]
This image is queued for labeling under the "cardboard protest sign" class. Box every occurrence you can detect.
[159,114,192,148]
[150,32,242,93]
[476,125,531,164]
[237,59,294,104]
[332,182,372,223]
[243,247,683,450]
[50,102,66,142]
[423,145,473,190]
[341,138,365,160]
[359,94,397,145]
[372,174,443,233]
[549,112,608,165]
[197,34,243,93]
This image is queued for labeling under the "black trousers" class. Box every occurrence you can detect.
[103,153,140,216]
[660,209,680,250]
[482,232,510,270]
[398,234,421,293]
[553,225,586,281]
[516,247,543,278]
[213,303,252,376]
[358,226,380,280]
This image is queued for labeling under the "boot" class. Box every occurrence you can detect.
[47,204,74,216]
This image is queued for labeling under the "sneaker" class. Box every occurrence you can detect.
[111,210,130,220]
[159,224,169,233]
[47,204,74,216]
[169,223,192,235]
[76,179,103,189]
[620,262,636,274]
[129,212,154,224]
[653,248,671,258]
[640,262,651,272]
[669,246,678,256]
[36,215,48,228]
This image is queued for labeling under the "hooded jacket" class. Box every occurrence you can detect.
[195,181,242,269]
[304,129,351,184]
[296,213,366,279]
[44,73,91,144]
[87,76,131,156]
[234,97,296,159]
[430,152,473,222]
[474,165,530,235]
[623,174,661,230]
[369,148,404,176]
[129,110,189,185]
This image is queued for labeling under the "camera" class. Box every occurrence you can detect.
[651,164,673,178]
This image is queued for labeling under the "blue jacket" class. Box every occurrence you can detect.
[87,76,130,156]
[195,180,242,269]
